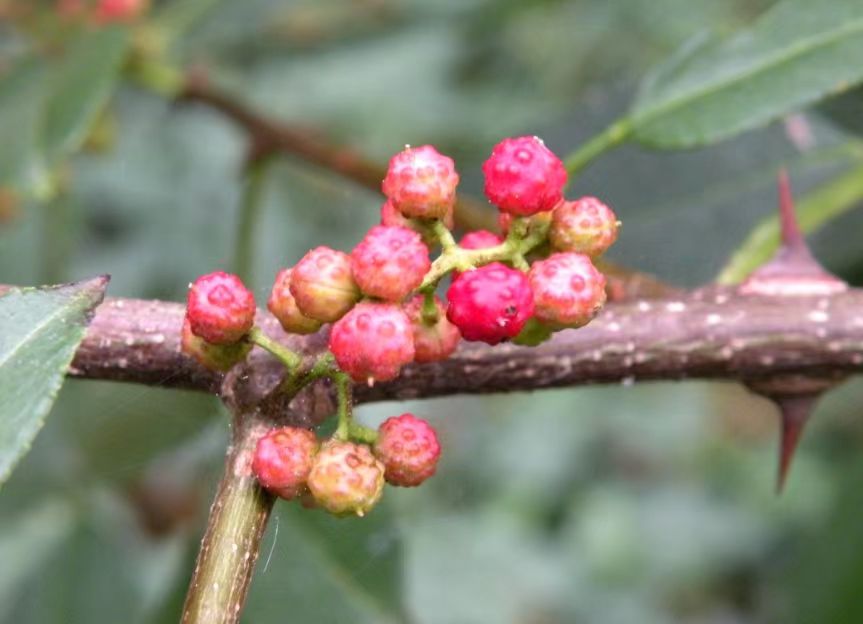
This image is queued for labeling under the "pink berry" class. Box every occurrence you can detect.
[351,225,431,301]
[374,413,441,487]
[252,427,319,500]
[329,302,415,383]
[528,252,606,327]
[382,145,459,220]
[186,271,256,345]
[180,316,251,372]
[268,268,323,335]
[95,0,147,22]
[550,197,619,257]
[482,136,567,216]
[459,230,503,250]
[290,246,361,322]
[307,440,385,516]
[446,263,534,345]
[403,295,461,363]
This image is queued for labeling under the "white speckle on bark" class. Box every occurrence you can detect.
[808,310,829,323]
[666,301,686,312]
[705,314,721,326]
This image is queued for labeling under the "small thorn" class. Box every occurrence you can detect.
[739,172,847,297]
[775,395,818,493]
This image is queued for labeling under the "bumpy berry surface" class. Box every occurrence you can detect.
[529,252,606,327]
[252,427,319,500]
[382,145,459,220]
[268,268,323,334]
[460,229,503,250]
[374,413,441,487]
[95,0,147,21]
[403,295,461,363]
[290,246,360,322]
[307,440,385,516]
[550,196,619,257]
[186,271,256,345]
[181,316,251,371]
[482,136,567,216]
[329,302,415,383]
[446,262,535,345]
[351,225,431,301]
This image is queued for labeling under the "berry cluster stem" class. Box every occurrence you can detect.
[333,373,353,441]
[248,327,302,370]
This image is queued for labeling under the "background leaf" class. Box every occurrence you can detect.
[630,0,863,147]
[0,276,108,484]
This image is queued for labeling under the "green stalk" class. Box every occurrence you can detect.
[233,157,273,284]
[562,118,633,179]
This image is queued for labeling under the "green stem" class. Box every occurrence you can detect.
[431,219,457,252]
[248,327,301,370]
[562,118,633,180]
[717,163,863,284]
[348,422,378,445]
[334,374,353,440]
[234,156,273,284]
[421,289,439,324]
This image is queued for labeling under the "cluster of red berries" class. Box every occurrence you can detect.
[181,135,619,516]
[57,0,147,23]
[252,413,440,516]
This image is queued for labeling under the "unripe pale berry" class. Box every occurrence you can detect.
[446,262,534,345]
[374,414,441,487]
[181,316,251,372]
[528,252,606,327]
[329,302,415,383]
[403,295,461,363]
[186,271,256,345]
[482,136,567,216]
[307,440,385,516]
[382,145,459,220]
[268,268,323,335]
[381,199,454,246]
[459,229,503,250]
[550,196,619,257]
[290,246,361,323]
[351,225,431,301]
[252,427,319,500]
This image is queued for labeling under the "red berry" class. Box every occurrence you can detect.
[381,199,454,245]
[268,268,323,335]
[95,0,147,22]
[446,263,534,345]
[382,145,459,220]
[528,252,606,327]
[307,440,385,516]
[181,316,251,371]
[290,246,360,322]
[329,302,415,383]
[403,295,461,363]
[550,197,619,257]
[482,136,567,216]
[459,229,503,250]
[374,414,441,487]
[186,271,256,345]
[351,225,431,301]
[252,427,319,500]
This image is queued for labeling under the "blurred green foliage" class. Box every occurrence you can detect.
[2,0,863,623]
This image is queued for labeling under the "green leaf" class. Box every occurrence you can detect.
[717,162,863,283]
[41,27,129,164]
[0,276,108,485]
[631,0,863,148]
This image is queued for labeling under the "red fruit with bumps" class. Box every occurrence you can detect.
[252,427,319,500]
[95,0,147,22]
[268,268,323,335]
[307,440,385,516]
[329,302,415,383]
[181,316,251,371]
[550,196,619,257]
[186,271,256,345]
[482,136,567,216]
[529,252,606,327]
[351,225,431,301]
[382,145,459,220]
[459,229,503,250]
[374,413,441,487]
[291,246,360,322]
[403,295,461,363]
[446,262,534,345]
